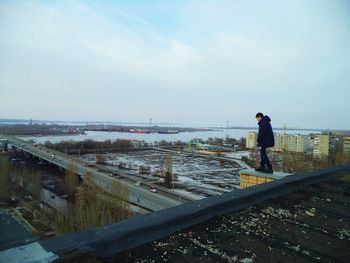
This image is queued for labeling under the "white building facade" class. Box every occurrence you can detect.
[246,131,257,149]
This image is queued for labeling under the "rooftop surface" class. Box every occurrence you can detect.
[1,165,350,262]
[113,172,350,263]
[0,209,38,251]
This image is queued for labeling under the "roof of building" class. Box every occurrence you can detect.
[1,165,350,262]
[113,172,350,263]
[0,209,38,252]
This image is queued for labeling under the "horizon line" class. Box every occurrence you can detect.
[0,118,349,132]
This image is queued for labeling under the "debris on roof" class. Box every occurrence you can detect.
[114,173,350,262]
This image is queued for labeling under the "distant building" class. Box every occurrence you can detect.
[273,133,284,151]
[247,131,314,153]
[284,134,297,152]
[246,131,257,149]
[188,140,223,151]
[308,136,315,150]
[273,133,311,153]
[313,134,336,157]
[295,134,310,153]
[343,136,350,157]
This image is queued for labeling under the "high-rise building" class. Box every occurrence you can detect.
[343,136,350,157]
[246,131,257,149]
[248,131,313,153]
[308,136,315,151]
[313,134,336,157]
[295,134,310,153]
[273,133,311,153]
[285,134,297,152]
[273,133,284,151]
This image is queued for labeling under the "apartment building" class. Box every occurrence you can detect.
[273,133,310,153]
[343,136,350,157]
[246,131,257,149]
[313,134,336,157]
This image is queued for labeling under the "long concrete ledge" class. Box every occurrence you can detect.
[38,164,350,261]
[240,169,291,180]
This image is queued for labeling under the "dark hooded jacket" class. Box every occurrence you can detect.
[257,115,275,147]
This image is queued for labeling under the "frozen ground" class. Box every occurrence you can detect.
[81,150,243,198]
[224,151,251,159]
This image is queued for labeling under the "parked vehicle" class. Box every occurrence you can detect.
[150,188,157,193]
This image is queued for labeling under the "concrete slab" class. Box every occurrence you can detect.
[0,242,58,263]
[240,169,291,180]
[0,209,38,251]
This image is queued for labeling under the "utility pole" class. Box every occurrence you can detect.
[149,118,152,133]
[224,121,229,145]
[163,153,173,188]
[283,123,287,151]
[149,118,153,146]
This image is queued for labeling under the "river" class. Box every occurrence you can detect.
[21,129,320,144]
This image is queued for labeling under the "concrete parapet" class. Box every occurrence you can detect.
[240,169,290,188]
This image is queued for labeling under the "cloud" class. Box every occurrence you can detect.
[0,0,349,128]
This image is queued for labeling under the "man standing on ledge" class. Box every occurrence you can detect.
[255,112,275,173]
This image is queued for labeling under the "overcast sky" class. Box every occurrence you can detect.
[0,0,349,129]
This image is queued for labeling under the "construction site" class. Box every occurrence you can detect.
[80,149,243,199]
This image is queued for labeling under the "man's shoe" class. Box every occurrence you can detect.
[255,166,265,172]
[263,167,273,173]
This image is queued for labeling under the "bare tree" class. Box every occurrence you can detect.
[56,173,132,234]
[0,154,12,199]
[64,162,79,199]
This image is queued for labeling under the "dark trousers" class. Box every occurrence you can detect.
[260,147,272,168]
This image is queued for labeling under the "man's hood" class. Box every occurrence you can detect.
[263,115,271,122]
